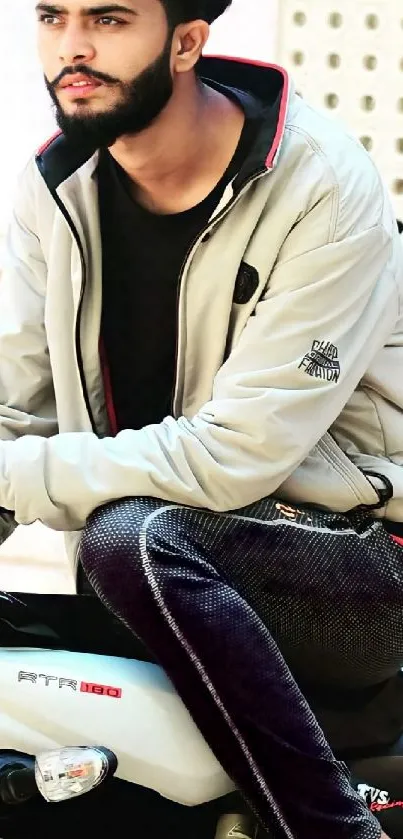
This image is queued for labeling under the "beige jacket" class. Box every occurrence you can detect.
[0,56,402,574]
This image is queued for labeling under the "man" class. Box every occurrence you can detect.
[0,0,401,836]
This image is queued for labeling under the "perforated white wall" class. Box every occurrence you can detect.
[275,0,403,219]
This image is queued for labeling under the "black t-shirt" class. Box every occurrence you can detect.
[98,115,257,432]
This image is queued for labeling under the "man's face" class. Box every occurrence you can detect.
[37,0,175,148]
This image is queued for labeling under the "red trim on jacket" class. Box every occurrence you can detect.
[204,55,289,169]
[99,339,118,437]
[36,130,63,156]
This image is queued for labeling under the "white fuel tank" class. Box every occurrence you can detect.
[0,649,235,806]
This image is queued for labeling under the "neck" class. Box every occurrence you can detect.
[109,75,245,213]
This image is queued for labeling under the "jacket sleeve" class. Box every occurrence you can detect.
[0,162,58,541]
[0,183,400,532]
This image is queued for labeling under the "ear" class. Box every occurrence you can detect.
[172,20,210,73]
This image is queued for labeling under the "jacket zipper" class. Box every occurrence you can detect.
[170,167,268,415]
[37,162,98,434]
[59,197,98,434]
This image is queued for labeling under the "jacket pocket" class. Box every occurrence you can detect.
[317,433,380,507]
[278,433,381,512]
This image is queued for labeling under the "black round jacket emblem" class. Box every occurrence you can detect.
[233,262,259,304]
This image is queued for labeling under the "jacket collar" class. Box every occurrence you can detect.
[36,56,290,194]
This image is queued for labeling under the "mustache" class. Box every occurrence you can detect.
[49,64,119,89]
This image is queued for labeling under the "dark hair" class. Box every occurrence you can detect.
[160,0,233,27]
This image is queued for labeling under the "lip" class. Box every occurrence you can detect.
[60,81,104,98]
[59,74,104,96]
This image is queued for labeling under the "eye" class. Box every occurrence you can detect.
[97,16,125,26]
[38,13,60,25]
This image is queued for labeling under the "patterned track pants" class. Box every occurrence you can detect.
[79,495,403,839]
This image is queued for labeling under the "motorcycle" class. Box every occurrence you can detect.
[0,589,260,839]
[0,588,402,839]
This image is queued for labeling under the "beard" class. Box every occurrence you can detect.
[44,37,174,149]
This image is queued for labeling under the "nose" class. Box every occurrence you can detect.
[58,23,96,66]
